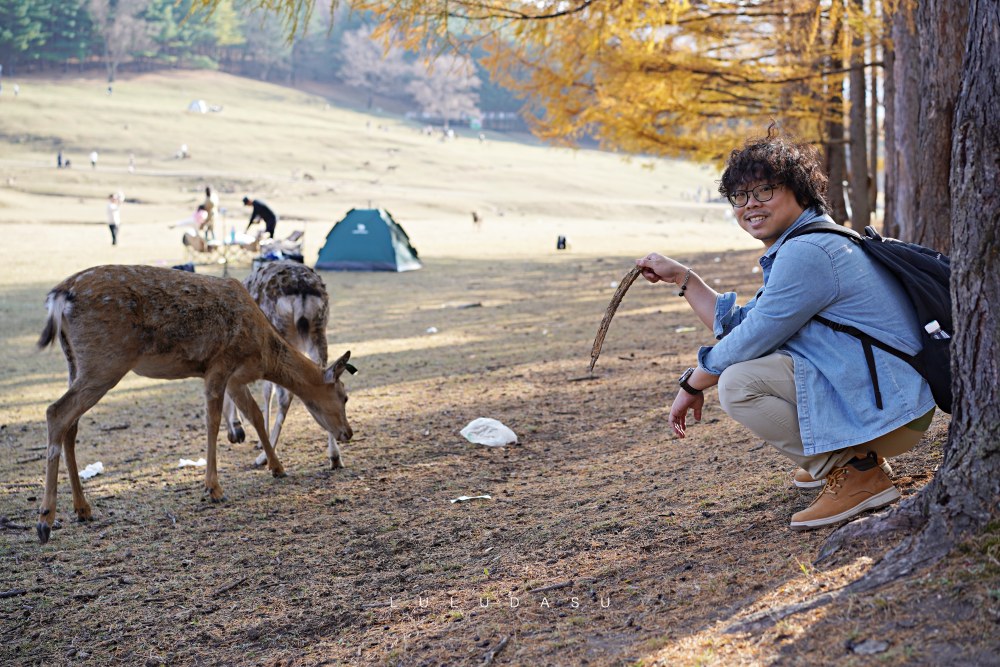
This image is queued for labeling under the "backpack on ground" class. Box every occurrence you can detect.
[783,222,952,414]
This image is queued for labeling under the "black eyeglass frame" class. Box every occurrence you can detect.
[727,182,783,208]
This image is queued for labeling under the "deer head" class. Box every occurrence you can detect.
[301,350,356,443]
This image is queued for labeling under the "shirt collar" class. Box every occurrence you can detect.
[761,207,834,261]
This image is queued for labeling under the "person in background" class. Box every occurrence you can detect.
[634,126,935,532]
[202,186,219,240]
[106,193,122,245]
[243,196,277,238]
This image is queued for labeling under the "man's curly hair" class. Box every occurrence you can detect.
[718,124,830,215]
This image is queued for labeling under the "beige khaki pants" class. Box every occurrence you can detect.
[717,353,928,480]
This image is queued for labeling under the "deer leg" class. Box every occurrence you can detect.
[222,393,245,444]
[38,377,121,543]
[229,383,285,478]
[260,381,274,453]
[203,377,228,502]
[62,420,93,522]
[328,434,344,470]
[255,384,292,467]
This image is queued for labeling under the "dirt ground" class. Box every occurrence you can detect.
[1,243,996,666]
[0,72,997,666]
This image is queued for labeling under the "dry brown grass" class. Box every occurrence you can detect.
[0,72,995,666]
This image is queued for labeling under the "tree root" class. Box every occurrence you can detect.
[725,479,991,636]
[816,495,930,564]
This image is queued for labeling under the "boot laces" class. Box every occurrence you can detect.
[809,467,847,506]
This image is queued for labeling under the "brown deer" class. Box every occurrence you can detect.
[223,261,351,468]
[35,264,354,544]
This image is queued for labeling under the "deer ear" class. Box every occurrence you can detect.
[326,350,353,381]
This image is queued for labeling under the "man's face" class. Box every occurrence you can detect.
[732,181,805,248]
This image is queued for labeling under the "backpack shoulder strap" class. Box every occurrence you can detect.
[784,221,863,242]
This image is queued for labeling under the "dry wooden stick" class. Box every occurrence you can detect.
[481,635,510,666]
[527,580,573,594]
[589,265,642,372]
[210,576,247,598]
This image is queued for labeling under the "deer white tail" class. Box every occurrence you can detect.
[37,292,70,350]
[275,294,325,354]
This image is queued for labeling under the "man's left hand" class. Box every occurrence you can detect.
[668,390,704,438]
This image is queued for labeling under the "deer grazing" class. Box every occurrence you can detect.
[224,261,352,468]
[35,264,354,544]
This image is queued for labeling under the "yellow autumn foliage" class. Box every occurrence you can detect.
[201,1,887,164]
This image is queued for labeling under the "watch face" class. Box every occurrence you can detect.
[679,368,693,384]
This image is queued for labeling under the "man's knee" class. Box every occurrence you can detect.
[717,364,752,415]
[717,355,792,414]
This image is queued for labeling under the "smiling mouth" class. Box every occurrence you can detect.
[745,214,767,226]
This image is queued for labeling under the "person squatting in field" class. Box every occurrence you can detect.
[635,127,936,531]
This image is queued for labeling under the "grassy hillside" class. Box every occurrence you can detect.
[0,70,755,285]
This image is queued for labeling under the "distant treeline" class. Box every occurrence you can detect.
[0,0,524,121]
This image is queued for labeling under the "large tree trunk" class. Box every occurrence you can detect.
[888,0,967,253]
[868,1,879,219]
[881,0,896,236]
[819,0,996,590]
[847,0,871,229]
[888,2,919,241]
[824,14,850,225]
[911,0,968,255]
[941,0,1000,536]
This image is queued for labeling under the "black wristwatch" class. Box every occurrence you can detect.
[678,367,703,396]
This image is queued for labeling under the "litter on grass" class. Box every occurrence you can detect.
[460,417,518,447]
[450,495,492,504]
[178,458,207,468]
[79,462,104,480]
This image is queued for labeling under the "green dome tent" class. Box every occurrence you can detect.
[315,208,421,272]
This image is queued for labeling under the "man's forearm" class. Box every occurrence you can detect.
[680,271,719,329]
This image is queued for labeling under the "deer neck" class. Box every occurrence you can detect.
[264,338,324,397]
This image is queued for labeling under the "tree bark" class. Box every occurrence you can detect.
[911,0,968,255]
[823,0,998,592]
[888,3,919,241]
[940,0,1000,535]
[887,0,967,253]
[824,11,849,225]
[848,0,871,228]
[868,1,879,218]
[881,0,896,236]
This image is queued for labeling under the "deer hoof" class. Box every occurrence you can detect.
[205,486,226,502]
[329,458,344,470]
[270,466,286,479]
[36,521,51,544]
[253,452,268,467]
[75,507,94,522]
[228,425,246,444]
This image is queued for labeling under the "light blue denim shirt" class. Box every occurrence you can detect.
[697,208,935,454]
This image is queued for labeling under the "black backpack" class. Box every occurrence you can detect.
[782,222,952,414]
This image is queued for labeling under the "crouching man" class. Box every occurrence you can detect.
[636,127,936,531]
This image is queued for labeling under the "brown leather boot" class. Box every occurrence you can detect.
[793,456,892,489]
[790,455,900,531]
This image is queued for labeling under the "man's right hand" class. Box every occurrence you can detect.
[636,253,687,285]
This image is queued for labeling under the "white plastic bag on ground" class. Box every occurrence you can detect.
[450,495,492,504]
[79,462,104,480]
[460,418,518,447]
[178,458,207,468]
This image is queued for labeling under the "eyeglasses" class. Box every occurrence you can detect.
[727,183,783,208]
